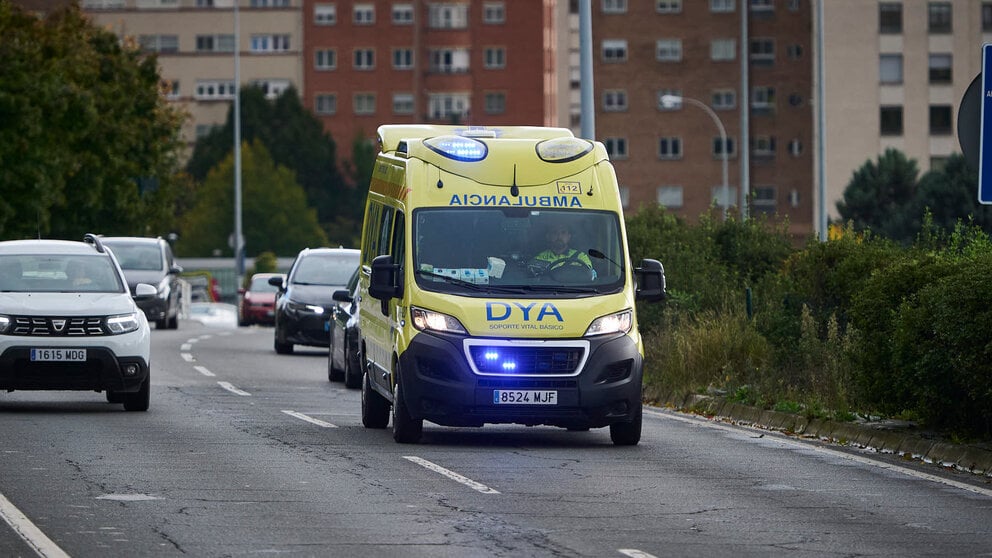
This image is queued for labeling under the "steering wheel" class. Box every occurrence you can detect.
[547,259,595,282]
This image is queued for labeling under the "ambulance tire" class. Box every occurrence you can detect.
[392,371,423,444]
[362,371,389,429]
[609,405,642,446]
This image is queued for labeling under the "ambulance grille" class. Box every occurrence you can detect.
[468,345,584,376]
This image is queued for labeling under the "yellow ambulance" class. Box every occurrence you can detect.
[358,125,666,445]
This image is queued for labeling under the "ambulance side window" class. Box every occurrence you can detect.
[362,202,382,266]
[378,206,394,259]
[391,212,405,273]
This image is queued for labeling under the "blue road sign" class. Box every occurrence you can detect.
[980,44,992,204]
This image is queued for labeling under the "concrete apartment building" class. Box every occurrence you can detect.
[301,0,559,163]
[820,0,991,220]
[81,0,303,154]
[591,0,814,237]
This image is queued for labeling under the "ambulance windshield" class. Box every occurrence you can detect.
[413,208,625,297]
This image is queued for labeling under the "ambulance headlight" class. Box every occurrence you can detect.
[536,137,594,163]
[411,306,468,334]
[424,135,488,162]
[584,309,632,336]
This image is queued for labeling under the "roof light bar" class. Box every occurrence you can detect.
[536,137,594,163]
[424,135,489,162]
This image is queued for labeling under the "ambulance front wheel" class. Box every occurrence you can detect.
[609,405,642,446]
[392,368,423,444]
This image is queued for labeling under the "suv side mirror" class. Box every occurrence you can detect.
[268,276,285,291]
[634,259,666,302]
[332,289,353,304]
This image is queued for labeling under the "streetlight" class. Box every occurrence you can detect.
[660,94,730,219]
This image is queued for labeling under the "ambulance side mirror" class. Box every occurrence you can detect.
[369,255,403,311]
[634,259,666,302]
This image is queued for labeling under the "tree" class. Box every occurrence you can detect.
[185,86,361,241]
[836,148,919,242]
[178,140,328,257]
[0,2,185,240]
[912,154,992,236]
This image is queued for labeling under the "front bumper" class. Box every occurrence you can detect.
[397,331,642,430]
[278,309,331,347]
[136,296,168,322]
[0,346,149,392]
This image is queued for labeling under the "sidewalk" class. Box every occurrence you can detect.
[658,392,992,478]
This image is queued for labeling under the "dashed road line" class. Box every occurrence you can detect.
[193,366,215,377]
[618,549,658,558]
[180,353,194,362]
[403,456,499,494]
[282,410,338,428]
[0,490,70,558]
[217,381,250,396]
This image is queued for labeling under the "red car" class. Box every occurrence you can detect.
[238,272,284,326]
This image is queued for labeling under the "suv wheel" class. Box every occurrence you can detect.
[123,375,150,412]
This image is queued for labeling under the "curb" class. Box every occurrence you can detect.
[656,392,992,478]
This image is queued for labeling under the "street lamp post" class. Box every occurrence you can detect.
[660,94,730,219]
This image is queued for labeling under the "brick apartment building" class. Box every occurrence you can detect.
[592,0,814,237]
[302,0,559,164]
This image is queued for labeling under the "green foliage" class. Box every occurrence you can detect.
[837,148,919,241]
[253,251,278,274]
[178,140,328,257]
[0,2,184,240]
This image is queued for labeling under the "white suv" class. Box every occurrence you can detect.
[0,234,154,411]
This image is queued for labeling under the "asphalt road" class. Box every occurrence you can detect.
[2,319,991,557]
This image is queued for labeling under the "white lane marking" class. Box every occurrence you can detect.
[194,366,215,377]
[95,494,162,502]
[403,456,500,494]
[0,490,71,558]
[180,353,194,362]
[619,549,658,558]
[180,343,191,351]
[217,381,251,396]
[185,338,199,344]
[199,335,212,340]
[643,408,992,499]
[282,410,338,428]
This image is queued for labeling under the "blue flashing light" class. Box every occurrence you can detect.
[485,351,500,360]
[501,361,517,371]
[424,135,489,162]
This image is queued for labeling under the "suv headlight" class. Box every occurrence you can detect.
[287,300,324,315]
[584,309,632,337]
[0,315,10,334]
[411,307,467,334]
[106,312,141,334]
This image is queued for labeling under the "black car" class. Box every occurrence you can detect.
[327,267,361,388]
[101,236,183,329]
[271,248,360,354]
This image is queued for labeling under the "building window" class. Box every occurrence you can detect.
[393,93,414,115]
[354,48,375,70]
[195,123,216,138]
[315,93,337,115]
[788,138,803,157]
[656,39,682,62]
[315,3,336,25]
[82,0,125,7]
[162,79,180,99]
[251,0,290,7]
[879,2,901,33]
[483,2,505,23]
[750,0,773,11]
[250,79,290,99]
[619,186,630,209]
[879,54,903,84]
[656,0,682,14]
[712,186,738,209]
[392,3,413,24]
[657,89,682,111]
[141,34,179,53]
[195,80,235,100]
[786,44,803,60]
[880,105,903,135]
[751,86,775,111]
[484,47,506,69]
[428,93,471,120]
[750,38,774,64]
[428,3,469,29]
[250,34,290,53]
[392,48,414,69]
[602,40,628,62]
[603,89,628,111]
[658,137,682,160]
[930,156,950,172]
[983,2,992,32]
[712,89,736,109]
[713,136,735,157]
[484,92,506,114]
[787,0,799,11]
[602,0,627,14]
[195,34,234,53]
[711,39,736,61]
[929,104,952,135]
[929,53,952,84]
[315,48,337,70]
[354,93,376,115]
[928,2,951,33]
[656,186,683,208]
[430,48,470,73]
[752,186,776,214]
[353,3,374,24]
[604,137,628,159]
[751,135,776,158]
[710,0,734,12]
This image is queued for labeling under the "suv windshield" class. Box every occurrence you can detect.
[413,208,625,297]
[0,254,124,293]
[104,243,163,271]
[292,254,358,286]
